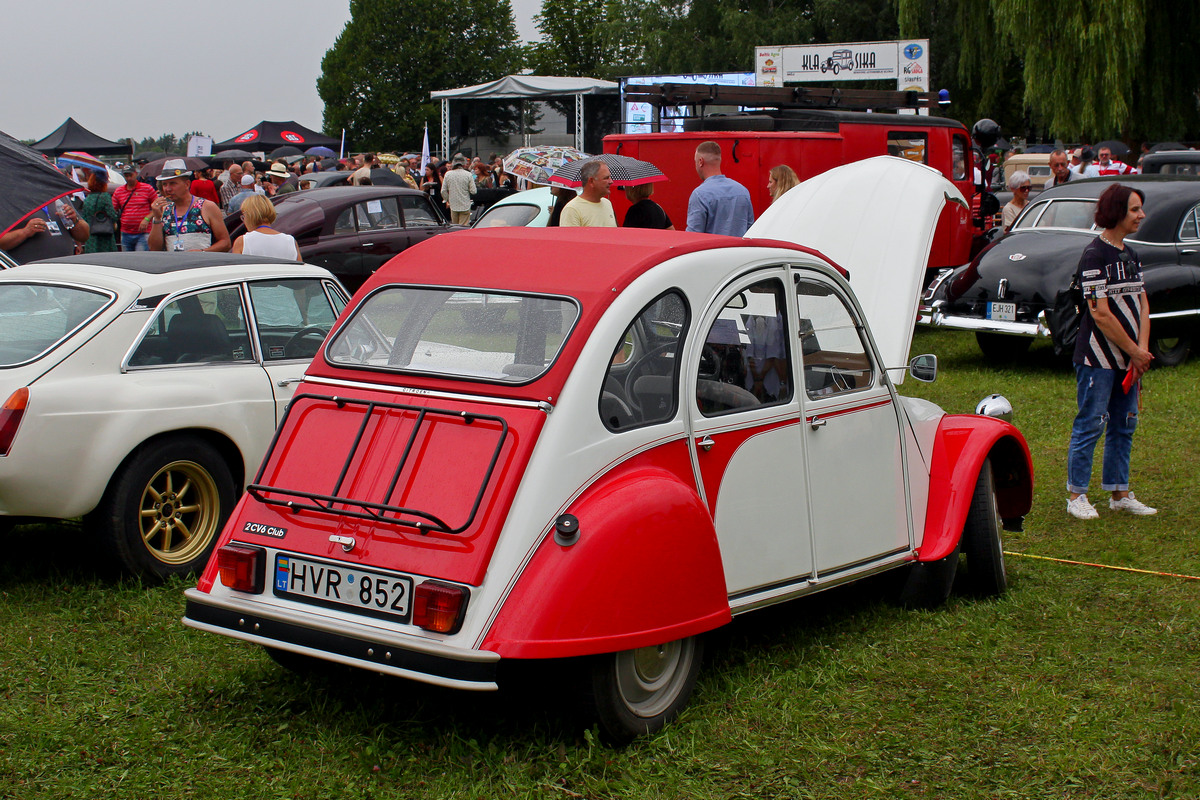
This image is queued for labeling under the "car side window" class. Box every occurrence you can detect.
[599,291,688,432]
[888,132,927,164]
[355,198,400,231]
[696,279,792,416]
[334,207,356,235]
[951,135,969,181]
[795,278,874,399]
[1179,204,1200,241]
[128,286,251,367]
[250,279,339,361]
[400,195,440,227]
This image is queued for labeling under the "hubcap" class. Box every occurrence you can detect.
[138,460,220,565]
[613,638,695,718]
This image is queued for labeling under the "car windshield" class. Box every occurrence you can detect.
[326,287,579,382]
[474,204,540,228]
[0,283,113,367]
[1012,198,1097,231]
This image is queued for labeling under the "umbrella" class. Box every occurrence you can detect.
[305,146,337,158]
[56,150,107,173]
[133,150,166,163]
[270,145,303,159]
[1149,142,1188,153]
[214,148,257,161]
[502,145,588,186]
[138,156,209,181]
[319,158,339,171]
[549,153,667,188]
[0,129,81,235]
[1095,140,1130,160]
[377,153,402,164]
[366,167,409,187]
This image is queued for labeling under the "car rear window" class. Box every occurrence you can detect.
[0,283,113,367]
[1013,199,1097,230]
[474,203,540,228]
[325,287,579,383]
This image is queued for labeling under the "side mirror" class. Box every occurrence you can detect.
[908,353,938,382]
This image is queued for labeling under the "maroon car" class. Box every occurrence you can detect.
[227,187,466,292]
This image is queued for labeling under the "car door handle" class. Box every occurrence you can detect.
[277,377,304,388]
[360,241,374,247]
[696,435,715,451]
[1181,249,1197,255]
[809,417,827,430]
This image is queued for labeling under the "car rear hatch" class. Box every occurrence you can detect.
[220,379,548,587]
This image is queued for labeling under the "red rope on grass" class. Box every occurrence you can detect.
[1004,551,1200,582]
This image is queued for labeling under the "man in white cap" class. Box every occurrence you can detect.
[225,173,259,215]
[148,159,230,252]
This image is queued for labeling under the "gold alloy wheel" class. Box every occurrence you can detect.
[138,459,221,565]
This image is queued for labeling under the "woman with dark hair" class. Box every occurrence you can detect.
[81,171,118,253]
[546,185,574,227]
[1066,183,1155,520]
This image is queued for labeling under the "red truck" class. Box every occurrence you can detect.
[605,84,984,274]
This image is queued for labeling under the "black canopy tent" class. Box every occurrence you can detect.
[31,117,129,157]
[214,121,339,152]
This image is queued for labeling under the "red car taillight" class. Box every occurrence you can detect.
[0,388,29,456]
[412,581,468,634]
[217,544,266,593]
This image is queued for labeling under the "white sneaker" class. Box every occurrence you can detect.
[1067,495,1099,520]
[1109,494,1158,516]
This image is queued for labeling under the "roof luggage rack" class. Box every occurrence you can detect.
[623,82,943,114]
[247,393,508,534]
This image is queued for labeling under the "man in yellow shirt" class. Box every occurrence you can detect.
[560,161,617,227]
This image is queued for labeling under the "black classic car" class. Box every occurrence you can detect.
[226,186,466,292]
[923,175,1200,366]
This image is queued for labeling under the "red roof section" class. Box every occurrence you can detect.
[309,227,835,402]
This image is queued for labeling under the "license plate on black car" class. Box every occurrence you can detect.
[987,301,1016,321]
[274,553,413,621]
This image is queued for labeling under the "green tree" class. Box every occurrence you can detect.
[899,0,1200,141]
[319,0,522,153]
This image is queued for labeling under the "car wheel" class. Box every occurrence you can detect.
[586,636,702,743]
[90,436,234,580]
[1150,333,1191,367]
[975,332,1032,361]
[961,460,1007,597]
[897,544,960,609]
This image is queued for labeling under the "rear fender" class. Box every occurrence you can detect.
[919,415,1033,561]
[482,445,730,659]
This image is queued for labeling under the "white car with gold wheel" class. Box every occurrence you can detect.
[0,252,349,578]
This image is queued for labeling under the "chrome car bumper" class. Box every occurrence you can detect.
[921,306,1050,337]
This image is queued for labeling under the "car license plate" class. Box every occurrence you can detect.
[273,553,413,621]
[987,301,1016,321]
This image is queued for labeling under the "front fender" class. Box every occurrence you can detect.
[919,415,1033,561]
[482,445,730,659]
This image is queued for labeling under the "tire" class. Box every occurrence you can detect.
[89,436,235,580]
[975,332,1032,361]
[1150,333,1191,367]
[586,637,703,744]
[961,460,1008,597]
[897,544,960,609]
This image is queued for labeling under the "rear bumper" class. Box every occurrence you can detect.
[183,589,500,690]
[919,301,1049,338]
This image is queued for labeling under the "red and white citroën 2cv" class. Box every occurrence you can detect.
[184,158,1033,741]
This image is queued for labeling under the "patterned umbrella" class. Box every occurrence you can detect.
[502,146,589,186]
[549,153,666,188]
[56,150,107,173]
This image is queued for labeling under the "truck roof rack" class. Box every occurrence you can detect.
[623,82,943,114]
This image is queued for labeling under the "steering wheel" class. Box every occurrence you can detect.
[697,344,721,380]
[282,325,329,358]
[623,342,678,413]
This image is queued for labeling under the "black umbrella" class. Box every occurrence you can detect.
[138,156,209,181]
[134,150,166,163]
[270,145,303,159]
[1149,142,1188,153]
[1095,140,1130,160]
[367,167,408,187]
[0,129,81,234]
[548,153,667,188]
[214,148,257,161]
[319,158,339,171]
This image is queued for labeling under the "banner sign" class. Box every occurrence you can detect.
[755,40,930,92]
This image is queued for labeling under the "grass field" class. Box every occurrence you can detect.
[1,329,1196,799]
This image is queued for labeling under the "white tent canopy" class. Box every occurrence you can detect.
[431,75,619,155]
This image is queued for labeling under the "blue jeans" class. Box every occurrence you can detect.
[121,232,149,251]
[1067,364,1139,494]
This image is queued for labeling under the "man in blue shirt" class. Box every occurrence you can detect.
[686,141,754,236]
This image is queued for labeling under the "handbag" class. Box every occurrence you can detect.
[90,203,115,235]
[1049,271,1083,357]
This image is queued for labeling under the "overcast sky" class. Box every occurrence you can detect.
[1,0,543,147]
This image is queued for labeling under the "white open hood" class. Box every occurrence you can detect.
[746,156,964,378]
